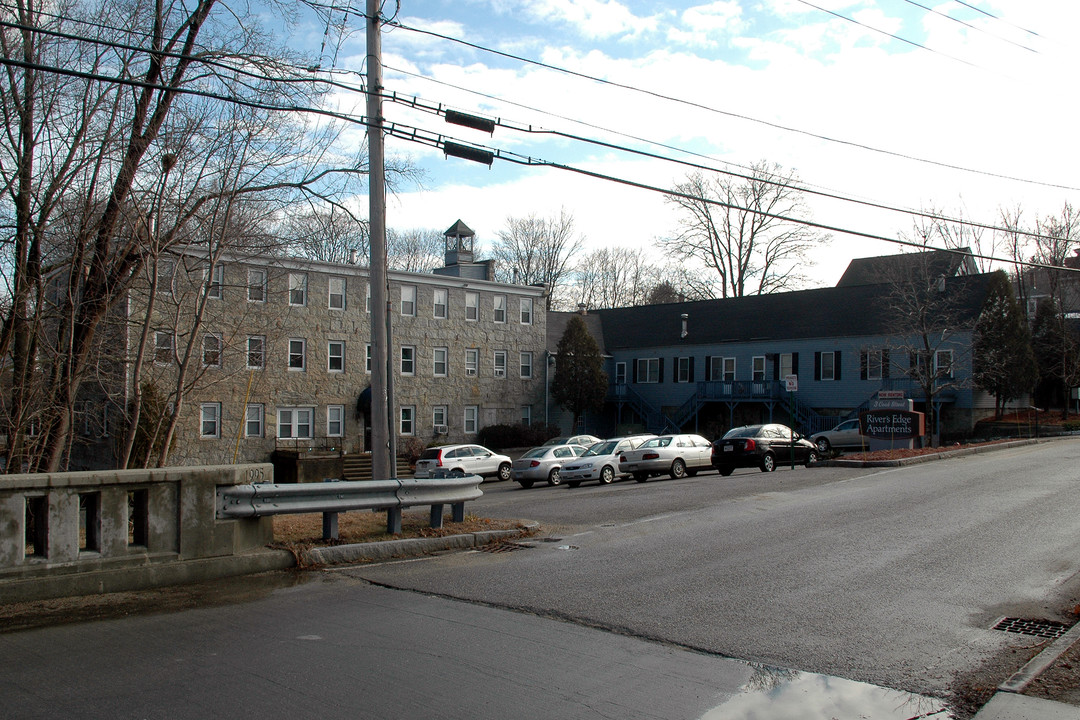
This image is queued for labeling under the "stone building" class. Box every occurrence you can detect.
[70,221,547,469]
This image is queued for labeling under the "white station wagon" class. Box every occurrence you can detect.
[618,433,714,482]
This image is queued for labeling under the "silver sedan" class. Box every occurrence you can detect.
[618,433,714,482]
[511,444,588,488]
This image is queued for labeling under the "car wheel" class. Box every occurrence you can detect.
[806,450,819,467]
[760,453,776,472]
[634,472,648,483]
[517,479,534,489]
[547,468,562,486]
[497,462,511,481]
[600,466,615,484]
[718,465,734,476]
[670,458,687,479]
[815,437,831,454]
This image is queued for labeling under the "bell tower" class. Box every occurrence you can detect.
[444,219,475,266]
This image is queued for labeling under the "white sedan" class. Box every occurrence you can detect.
[561,435,655,488]
[618,433,714,482]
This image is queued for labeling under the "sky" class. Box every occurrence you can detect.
[305,1,1080,288]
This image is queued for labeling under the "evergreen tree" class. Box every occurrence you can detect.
[1031,297,1080,418]
[552,316,608,431]
[973,272,1037,418]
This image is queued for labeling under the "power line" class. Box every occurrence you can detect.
[895,0,1038,54]
[381,17,1080,194]
[952,1,1044,39]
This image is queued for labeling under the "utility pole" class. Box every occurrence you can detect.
[366,0,390,480]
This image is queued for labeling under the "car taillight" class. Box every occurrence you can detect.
[643,452,659,460]
[436,452,443,467]
[744,439,756,451]
[530,460,540,467]
[620,455,627,462]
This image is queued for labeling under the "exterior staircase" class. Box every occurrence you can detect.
[342,452,414,481]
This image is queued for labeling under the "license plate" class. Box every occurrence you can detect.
[724,444,733,452]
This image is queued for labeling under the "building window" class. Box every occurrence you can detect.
[723,357,735,382]
[816,351,841,382]
[866,350,882,380]
[328,276,346,310]
[207,263,223,299]
[400,346,415,375]
[615,362,626,384]
[328,341,345,372]
[248,268,266,302]
[465,291,479,321]
[154,331,173,365]
[433,405,447,429]
[327,405,344,437]
[247,336,265,370]
[288,338,306,371]
[465,348,479,376]
[494,295,506,323]
[277,407,314,440]
[200,403,221,438]
[752,356,766,382]
[401,285,416,316]
[245,404,264,437]
[494,350,507,378]
[780,353,794,380]
[520,351,533,378]
[366,284,371,313]
[677,357,691,383]
[521,405,532,425]
[202,334,222,368]
[433,347,448,377]
[464,405,478,434]
[520,297,533,325]
[289,273,307,306]
[636,357,659,383]
[365,343,372,373]
[935,349,953,379]
[156,259,174,295]
[400,406,415,436]
[433,288,447,319]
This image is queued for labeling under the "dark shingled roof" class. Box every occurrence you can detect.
[444,219,475,237]
[836,248,977,287]
[588,273,993,351]
[548,311,607,355]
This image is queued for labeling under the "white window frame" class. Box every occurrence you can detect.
[328,340,345,373]
[867,350,883,381]
[400,285,416,316]
[615,362,627,385]
[465,348,479,377]
[433,288,448,319]
[780,353,794,379]
[464,405,478,434]
[400,346,415,376]
[637,357,659,384]
[494,350,507,378]
[432,405,447,428]
[752,356,766,382]
[328,276,346,310]
[327,405,345,437]
[245,404,264,438]
[494,295,506,323]
[433,347,448,377]
[200,403,221,439]
[277,407,314,440]
[520,297,533,325]
[247,268,266,303]
[289,273,307,306]
[207,263,223,299]
[935,349,953,379]
[521,405,532,426]
[365,343,372,373]
[399,406,415,436]
[288,338,306,371]
[821,351,836,381]
[247,335,265,370]
[202,333,222,368]
[677,357,691,383]
[465,291,479,321]
[154,331,173,365]
[520,351,533,379]
[156,259,174,296]
[723,357,736,382]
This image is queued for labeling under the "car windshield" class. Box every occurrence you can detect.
[522,447,549,459]
[584,441,618,457]
[723,426,762,439]
[419,448,442,460]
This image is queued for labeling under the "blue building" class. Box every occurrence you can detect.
[546,250,997,443]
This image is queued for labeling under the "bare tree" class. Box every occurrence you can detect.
[663,162,825,298]
[387,227,444,273]
[572,246,661,310]
[492,209,582,310]
[907,201,996,272]
[282,205,369,264]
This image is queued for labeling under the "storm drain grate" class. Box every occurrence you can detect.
[476,540,532,554]
[992,617,1070,640]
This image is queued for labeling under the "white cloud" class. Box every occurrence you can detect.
[499,0,660,40]
[668,1,745,48]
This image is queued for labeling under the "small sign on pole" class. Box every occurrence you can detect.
[784,374,798,392]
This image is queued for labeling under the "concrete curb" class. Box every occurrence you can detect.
[999,621,1080,694]
[301,524,539,566]
[822,438,1045,468]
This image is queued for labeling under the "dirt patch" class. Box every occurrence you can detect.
[272,511,532,548]
[840,439,1014,462]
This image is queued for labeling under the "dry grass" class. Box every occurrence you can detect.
[843,439,1014,462]
[272,511,530,547]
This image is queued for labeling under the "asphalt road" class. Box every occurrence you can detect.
[351,439,1080,700]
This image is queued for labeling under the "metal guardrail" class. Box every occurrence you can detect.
[217,475,484,537]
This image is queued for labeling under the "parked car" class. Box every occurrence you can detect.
[543,434,602,448]
[561,435,656,488]
[413,444,513,481]
[711,424,819,475]
[810,418,865,454]
[618,433,714,482]
[512,444,589,488]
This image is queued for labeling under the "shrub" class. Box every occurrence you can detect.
[397,436,425,465]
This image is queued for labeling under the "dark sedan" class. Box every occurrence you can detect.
[711,423,819,475]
